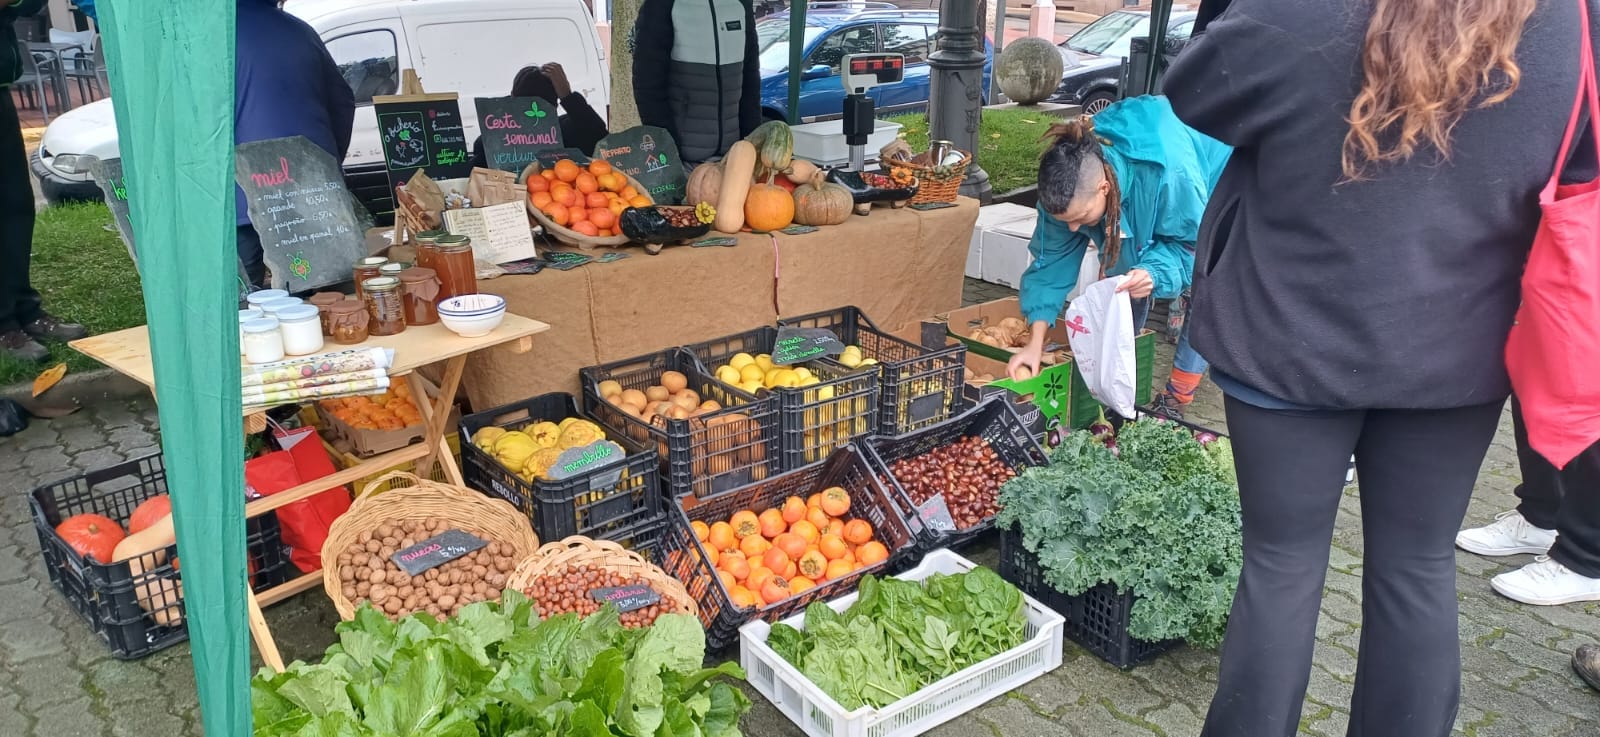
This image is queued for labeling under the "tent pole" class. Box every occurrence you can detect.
[786,0,806,124]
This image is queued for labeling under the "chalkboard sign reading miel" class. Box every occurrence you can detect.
[234,136,372,291]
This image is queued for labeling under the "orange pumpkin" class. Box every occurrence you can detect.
[129,494,172,534]
[744,179,796,232]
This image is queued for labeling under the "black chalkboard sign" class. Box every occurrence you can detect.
[915,494,958,534]
[373,93,473,193]
[475,96,564,173]
[390,529,490,576]
[590,584,662,613]
[234,136,373,291]
[773,327,847,366]
[536,148,590,170]
[87,157,135,262]
[594,126,687,205]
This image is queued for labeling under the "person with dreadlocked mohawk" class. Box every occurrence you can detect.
[1007,96,1229,413]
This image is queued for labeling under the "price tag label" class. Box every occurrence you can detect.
[590,583,662,612]
[780,224,819,235]
[596,252,630,264]
[390,529,489,576]
[773,327,847,366]
[916,494,958,534]
[542,251,594,270]
[546,440,628,481]
[907,391,948,424]
[692,237,738,248]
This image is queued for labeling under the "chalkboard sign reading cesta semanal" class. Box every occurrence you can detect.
[476,96,564,173]
[373,93,474,194]
[390,529,490,576]
[234,136,372,291]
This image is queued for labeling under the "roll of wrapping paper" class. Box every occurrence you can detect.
[241,368,390,404]
[243,374,392,408]
[241,347,396,388]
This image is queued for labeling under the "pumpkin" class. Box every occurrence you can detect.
[129,494,172,534]
[792,178,854,226]
[772,176,799,194]
[686,161,723,206]
[745,120,795,179]
[744,177,796,231]
[56,514,127,563]
[715,142,758,233]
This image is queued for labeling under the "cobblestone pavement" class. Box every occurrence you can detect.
[0,280,1596,736]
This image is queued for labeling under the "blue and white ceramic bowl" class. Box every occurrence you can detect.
[437,294,506,337]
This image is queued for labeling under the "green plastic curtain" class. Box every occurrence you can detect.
[97,1,249,735]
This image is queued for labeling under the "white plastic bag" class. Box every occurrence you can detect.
[1064,275,1138,418]
[1065,244,1100,303]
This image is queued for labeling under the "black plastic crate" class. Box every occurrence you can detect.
[686,326,881,471]
[460,392,662,543]
[658,445,915,651]
[999,526,1179,668]
[780,306,966,437]
[581,348,782,500]
[29,453,292,659]
[863,395,1047,551]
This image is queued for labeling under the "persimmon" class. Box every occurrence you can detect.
[589,208,616,230]
[807,492,823,510]
[708,521,736,552]
[818,534,849,561]
[746,566,775,593]
[585,192,610,209]
[553,159,581,182]
[789,576,816,595]
[790,519,820,544]
[571,221,600,237]
[531,192,553,210]
[797,550,828,580]
[630,195,653,208]
[545,203,570,227]
[705,546,720,568]
[588,159,613,176]
[719,553,750,581]
[730,510,760,539]
[540,168,557,181]
[729,585,758,609]
[692,520,710,542]
[739,533,772,560]
[568,206,589,224]
[760,576,792,605]
[758,508,787,538]
[820,486,851,517]
[526,176,550,193]
[608,199,628,216]
[843,519,874,545]
[856,540,889,566]
[597,172,623,192]
[772,533,807,561]
[762,546,792,574]
[806,506,830,532]
[717,569,737,589]
[576,172,599,194]
[620,185,639,200]
[781,496,807,524]
[825,559,854,581]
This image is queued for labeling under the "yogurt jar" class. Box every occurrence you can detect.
[245,289,289,309]
[276,304,325,356]
[238,308,264,356]
[259,296,304,318]
[242,317,285,364]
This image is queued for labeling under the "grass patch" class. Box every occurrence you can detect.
[0,202,145,386]
[885,107,1051,194]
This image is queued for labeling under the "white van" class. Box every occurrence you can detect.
[30,0,610,216]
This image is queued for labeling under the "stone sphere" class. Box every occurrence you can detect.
[995,37,1066,105]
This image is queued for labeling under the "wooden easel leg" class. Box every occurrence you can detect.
[248,590,286,673]
[408,356,467,485]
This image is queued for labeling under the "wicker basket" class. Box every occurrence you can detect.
[521,161,649,250]
[320,471,541,620]
[883,150,971,205]
[507,536,698,618]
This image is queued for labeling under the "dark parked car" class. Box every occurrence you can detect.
[1052,8,1197,113]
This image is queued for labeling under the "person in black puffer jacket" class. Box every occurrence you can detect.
[632,0,761,163]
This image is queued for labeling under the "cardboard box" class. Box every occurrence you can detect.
[970,203,1035,281]
[940,296,1070,365]
[979,213,1037,289]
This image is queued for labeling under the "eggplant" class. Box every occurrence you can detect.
[1195,431,1220,446]
[825,169,918,204]
[1087,408,1116,446]
[619,206,711,245]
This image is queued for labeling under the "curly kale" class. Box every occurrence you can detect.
[998,418,1242,648]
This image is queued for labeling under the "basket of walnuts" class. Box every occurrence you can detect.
[507,536,697,628]
[321,472,541,621]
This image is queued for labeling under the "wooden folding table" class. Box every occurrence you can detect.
[71,314,549,670]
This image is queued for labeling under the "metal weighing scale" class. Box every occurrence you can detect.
[839,52,904,172]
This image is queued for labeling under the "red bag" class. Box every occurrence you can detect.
[245,426,352,572]
[1506,1,1600,470]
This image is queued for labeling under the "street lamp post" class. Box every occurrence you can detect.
[929,0,992,202]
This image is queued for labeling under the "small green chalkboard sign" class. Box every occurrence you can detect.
[692,237,737,248]
[390,529,489,576]
[590,583,662,612]
[373,92,472,194]
[536,148,591,170]
[780,224,820,235]
[595,125,687,205]
[476,95,564,173]
[88,157,135,262]
[542,251,594,270]
[772,327,847,366]
[546,440,629,481]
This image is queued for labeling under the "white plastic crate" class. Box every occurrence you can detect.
[739,549,1066,737]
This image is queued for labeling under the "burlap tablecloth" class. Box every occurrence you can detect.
[460,197,979,410]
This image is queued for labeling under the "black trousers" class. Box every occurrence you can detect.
[1202,396,1503,737]
[1511,397,1600,578]
[0,91,41,332]
[237,224,266,291]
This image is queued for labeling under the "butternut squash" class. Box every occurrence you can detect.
[715,141,757,233]
[785,160,821,188]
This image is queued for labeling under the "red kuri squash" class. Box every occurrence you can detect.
[56,514,127,563]
[128,494,172,534]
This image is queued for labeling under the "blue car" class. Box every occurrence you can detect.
[755,3,993,123]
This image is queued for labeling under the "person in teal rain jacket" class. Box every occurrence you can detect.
[1007,96,1231,396]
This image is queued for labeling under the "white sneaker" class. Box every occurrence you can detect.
[1492,557,1600,606]
[1455,511,1557,557]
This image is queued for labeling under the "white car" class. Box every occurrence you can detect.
[31,0,611,215]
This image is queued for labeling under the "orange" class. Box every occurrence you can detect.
[629,195,653,208]
[586,192,610,209]
[691,520,710,542]
[758,508,787,538]
[818,534,849,561]
[820,486,851,517]
[843,519,873,545]
[553,159,581,182]
[789,519,820,544]
[746,566,775,593]
[708,521,736,552]
[824,559,854,581]
[760,576,792,606]
[589,208,616,230]
[797,550,828,580]
[739,534,772,560]
[576,172,599,194]
[789,576,816,595]
[620,185,639,200]
[781,496,807,524]
[761,546,791,575]
[588,159,613,176]
[571,220,600,237]
[729,585,759,609]
[530,192,553,210]
[856,541,889,566]
[772,533,808,561]
[525,176,549,193]
[730,510,760,539]
[545,203,569,227]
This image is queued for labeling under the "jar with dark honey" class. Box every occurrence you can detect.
[398,267,442,326]
[327,300,370,345]
[414,229,447,271]
[433,234,478,300]
[362,276,406,336]
[352,257,389,299]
